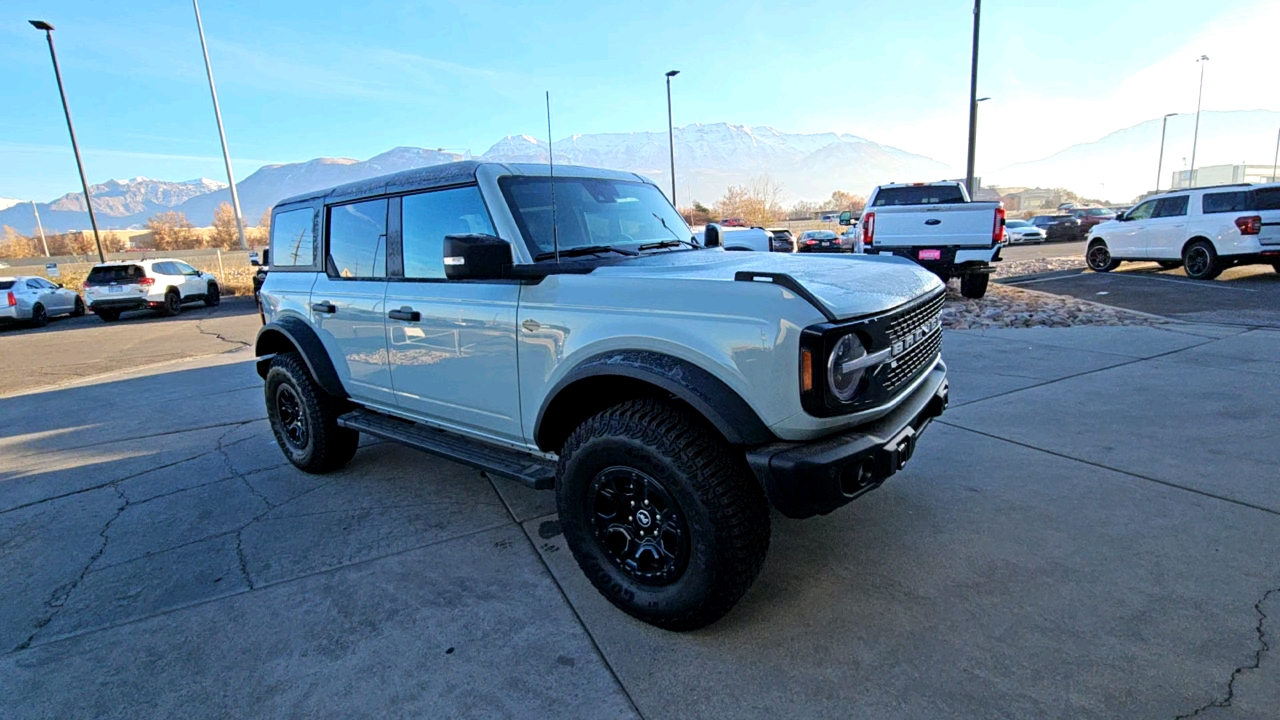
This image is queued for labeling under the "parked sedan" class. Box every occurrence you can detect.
[796,230,846,253]
[0,275,85,328]
[1029,215,1084,242]
[1004,219,1046,244]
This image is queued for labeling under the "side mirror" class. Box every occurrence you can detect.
[1115,212,1126,221]
[443,234,513,280]
[261,249,270,265]
[57,283,65,289]
[838,211,853,226]
[704,223,722,248]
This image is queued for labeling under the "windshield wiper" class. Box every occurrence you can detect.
[534,245,638,261]
[637,239,697,252]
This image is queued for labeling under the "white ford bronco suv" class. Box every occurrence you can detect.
[255,161,950,630]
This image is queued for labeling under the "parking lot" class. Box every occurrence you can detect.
[2,293,1278,718]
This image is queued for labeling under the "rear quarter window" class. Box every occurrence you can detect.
[271,207,317,268]
[1202,191,1250,214]
[1253,188,1280,211]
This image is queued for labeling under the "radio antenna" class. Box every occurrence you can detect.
[546,90,560,264]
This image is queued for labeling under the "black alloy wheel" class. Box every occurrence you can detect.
[274,384,308,451]
[205,282,220,307]
[162,291,182,316]
[1183,241,1221,280]
[587,466,689,586]
[30,304,47,328]
[263,352,359,473]
[1087,242,1119,272]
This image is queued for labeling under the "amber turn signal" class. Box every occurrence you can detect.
[800,348,813,393]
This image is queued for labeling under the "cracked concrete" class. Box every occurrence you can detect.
[1,317,1277,717]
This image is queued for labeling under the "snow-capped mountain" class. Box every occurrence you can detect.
[0,198,23,213]
[0,178,227,235]
[988,110,1280,203]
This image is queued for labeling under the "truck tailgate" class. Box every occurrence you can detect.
[871,202,999,249]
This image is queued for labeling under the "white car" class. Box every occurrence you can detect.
[1086,183,1280,280]
[0,275,85,328]
[1004,219,1046,244]
[82,258,221,322]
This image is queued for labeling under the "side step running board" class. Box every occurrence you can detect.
[337,409,556,490]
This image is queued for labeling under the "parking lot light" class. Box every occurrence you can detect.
[665,70,680,207]
[1156,113,1177,192]
[1189,55,1209,188]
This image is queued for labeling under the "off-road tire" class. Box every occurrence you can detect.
[1156,260,1183,270]
[161,290,182,317]
[265,352,359,473]
[556,398,771,631]
[1183,240,1222,280]
[204,282,220,307]
[959,273,989,299]
[71,297,86,317]
[1087,241,1121,272]
[97,308,120,323]
[29,304,47,328]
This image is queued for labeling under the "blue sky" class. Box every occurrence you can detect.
[3,0,1277,201]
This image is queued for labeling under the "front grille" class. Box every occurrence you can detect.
[887,291,944,344]
[883,326,941,393]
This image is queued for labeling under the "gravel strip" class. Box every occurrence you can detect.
[993,256,1086,278]
[942,282,1165,329]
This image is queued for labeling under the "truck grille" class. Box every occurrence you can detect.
[884,326,942,393]
[886,291,944,344]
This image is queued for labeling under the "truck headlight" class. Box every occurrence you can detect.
[827,334,867,402]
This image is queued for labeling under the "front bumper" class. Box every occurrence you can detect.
[746,360,948,519]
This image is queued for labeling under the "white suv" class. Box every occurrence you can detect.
[1085,183,1280,280]
[83,258,220,322]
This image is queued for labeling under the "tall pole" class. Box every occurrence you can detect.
[1271,127,1279,183]
[665,70,680,207]
[193,0,248,249]
[1156,113,1176,192]
[964,0,982,198]
[31,202,50,257]
[31,21,104,263]
[1189,55,1208,188]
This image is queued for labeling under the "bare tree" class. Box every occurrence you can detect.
[210,203,240,250]
[148,211,200,250]
[714,175,785,226]
[0,226,38,259]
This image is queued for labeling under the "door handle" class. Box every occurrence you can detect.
[521,318,541,332]
[388,307,420,322]
[311,301,336,314]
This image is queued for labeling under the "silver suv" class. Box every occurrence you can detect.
[255,161,949,630]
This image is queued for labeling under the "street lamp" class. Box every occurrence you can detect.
[963,0,982,198]
[29,20,105,263]
[1189,55,1209,188]
[1156,113,1177,192]
[1271,126,1279,183]
[665,70,680,207]
[192,0,248,249]
[968,97,990,195]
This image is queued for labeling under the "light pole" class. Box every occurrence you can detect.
[964,0,982,198]
[31,201,49,257]
[1189,55,1209,188]
[30,20,104,263]
[1271,127,1279,183]
[1155,113,1177,192]
[193,0,247,249]
[665,70,680,207]
[968,97,990,195]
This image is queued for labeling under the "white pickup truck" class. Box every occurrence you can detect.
[841,181,1005,298]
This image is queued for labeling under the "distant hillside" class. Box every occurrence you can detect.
[988,110,1280,203]
[0,178,225,235]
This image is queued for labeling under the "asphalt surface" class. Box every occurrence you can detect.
[999,238,1087,261]
[1,314,1277,717]
[0,296,259,396]
[1003,262,1280,328]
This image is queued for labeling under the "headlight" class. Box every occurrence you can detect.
[827,333,867,402]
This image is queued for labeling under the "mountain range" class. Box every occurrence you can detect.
[0,124,948,234]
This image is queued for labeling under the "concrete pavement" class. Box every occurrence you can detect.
[1,323,1277,718]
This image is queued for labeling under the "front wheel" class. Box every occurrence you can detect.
[1183,240,1221,280]
[1087,242,1120,272]
[204,282,220,307]
[556,398,771,631]
[265,352,359,473]
[959,273,989,299]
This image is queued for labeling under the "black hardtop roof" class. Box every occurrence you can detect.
[273,160,651,211]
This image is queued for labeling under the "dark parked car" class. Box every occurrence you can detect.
[766,228,795,252]
[796,229,845,253]
[1029,215,1083,242]
[1070,207,1117,234]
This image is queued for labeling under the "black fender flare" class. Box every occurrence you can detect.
[254,316,348,398]
[534,350,775,452]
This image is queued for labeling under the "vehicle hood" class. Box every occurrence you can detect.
[590,249,943,321]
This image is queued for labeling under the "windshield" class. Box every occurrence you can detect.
[1005,220,1030,228]
[873,185,966,207]
[1085,208,1113,216]
[500,176,694,259]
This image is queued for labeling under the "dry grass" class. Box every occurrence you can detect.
[32,258,257,296]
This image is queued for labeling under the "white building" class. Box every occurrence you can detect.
[1171,164,1280,190]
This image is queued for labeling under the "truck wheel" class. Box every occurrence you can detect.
[265,352,359,473]
[204,282,220,307]
[959,273,989,299]
[556,398,770,631]
[1183,240,1221,280]
[1087,241,1120,272]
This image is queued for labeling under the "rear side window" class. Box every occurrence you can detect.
[402,186,495,280]
[86,265,145,284]
[872,185,966,207]
[1202,191,1250,214]
[1153,196,1189,218]
[271,208,317,267]
[0,281,13,290]
[1254,188,1280,211]
[151,262,175,275]
[327,199,387,279]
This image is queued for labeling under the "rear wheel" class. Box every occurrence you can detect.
[960,273,989,299]
[1183,240,1222,280]
[265,352,359,473]
[71,297,86,317]
[1087,241,1120,272]
[161,290,182,316]
[29,304,48,328]
[97,308,120,323]
[556,398,771,631]
[204,282,220,307]
[1156,260,1182,270]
